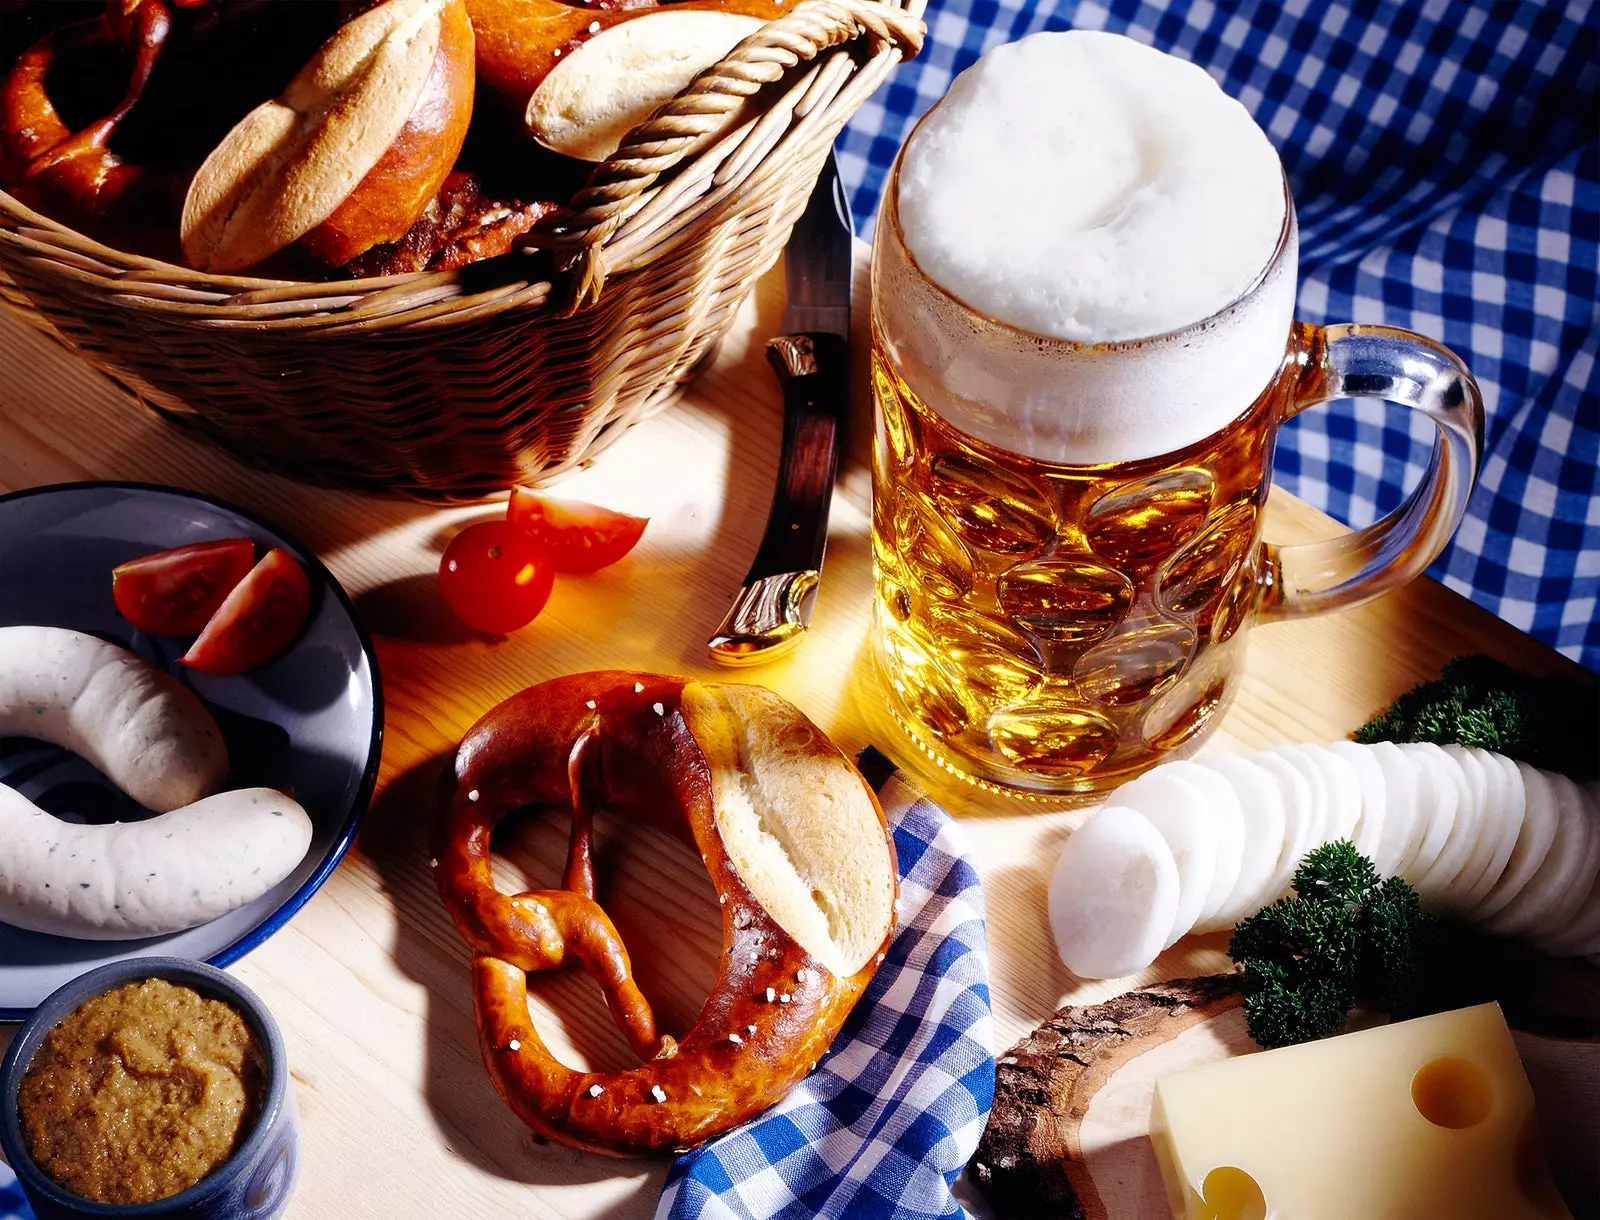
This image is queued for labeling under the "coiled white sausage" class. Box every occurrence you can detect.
[0,626,310,939]
[0,625,227,810]
[0,784,314,939]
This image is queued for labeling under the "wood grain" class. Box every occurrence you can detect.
[0,243,1590,1219]
[970,975,1245,1219]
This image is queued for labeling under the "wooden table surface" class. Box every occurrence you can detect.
[0,244,1591,1220]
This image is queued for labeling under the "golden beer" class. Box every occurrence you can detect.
[871,325,1287,794]
[870,32,1483,799]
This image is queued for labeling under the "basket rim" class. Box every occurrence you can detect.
[0,0,923,325]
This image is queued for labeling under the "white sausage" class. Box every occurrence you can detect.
[0,625,227,811]
[0,784,313,939]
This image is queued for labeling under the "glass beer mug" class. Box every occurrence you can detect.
[869,34,1484,800]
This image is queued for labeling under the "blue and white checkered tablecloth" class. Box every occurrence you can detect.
[839,0,1600,670]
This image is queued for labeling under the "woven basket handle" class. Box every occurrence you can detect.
[541,0,923,310]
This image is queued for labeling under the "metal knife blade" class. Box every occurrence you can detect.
[781,154,853,339]
[707,153,853,666]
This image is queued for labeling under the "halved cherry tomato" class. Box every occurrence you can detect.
[112,538,256,636]
[180,548,312,674]
[439,520,554,635]
[507,488,647,574]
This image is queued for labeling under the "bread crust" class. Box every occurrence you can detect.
[435,670,897,1156]
[524,9,764,161]
[680,681,897,977]
[299,0,476,265]
[466,0,790,120]
[181,0,476,272]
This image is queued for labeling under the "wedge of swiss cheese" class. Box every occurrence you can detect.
[1151,1004,1572,1219]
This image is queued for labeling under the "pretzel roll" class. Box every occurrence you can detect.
[181,0,475,273]
[465,0,789,123]
[436,671,897,1156]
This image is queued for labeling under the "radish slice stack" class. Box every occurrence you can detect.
[1047,743,1600,979]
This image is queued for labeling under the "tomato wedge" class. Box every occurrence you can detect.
[112,538,256,636]
[180,548,312,674]
[507,488,647,574]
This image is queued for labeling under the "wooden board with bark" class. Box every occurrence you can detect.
[968,975,1600,1220]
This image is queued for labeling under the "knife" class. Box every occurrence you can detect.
[707,152,853,666]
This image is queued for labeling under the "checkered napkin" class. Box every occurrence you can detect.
[838,0,1600,669]
[657,748,995,1220]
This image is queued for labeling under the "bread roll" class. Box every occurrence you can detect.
[467,0,786,124]
[681,681,897,976]
[524,9,764,161]
[182,0,475,273]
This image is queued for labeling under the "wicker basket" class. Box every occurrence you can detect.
[0,0,923,499]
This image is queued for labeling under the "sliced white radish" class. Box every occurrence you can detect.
[1554,779,1600,932]
[1326,740,1386,862]
[1527,774,1600,936]
[1368,741,1425,877]
[1266,745,1329,853]
[1195,754,1286,924]
[1412,746,1481,907]
[1475,762,1560,923]
[1132,786,1219,950]
[1048,805,1180,980]
[1253,750,1317,897]
[1115,762,1243,935]
[1458,749,1526,913]
[1295,743,1363,846]
[1535,869,1600,957]
[1483,772,1595,938]
[1080,740,1600,962]
[1396,743,1457,884]
[1436,745,1499,907]
[1165,762,1245,933]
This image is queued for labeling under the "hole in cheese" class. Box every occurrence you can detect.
[1199,1165,1267,1220]
[1411,1056,1494,1129]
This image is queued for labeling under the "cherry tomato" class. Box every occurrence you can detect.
[112,538,256,635]
[438,520,554,635]
[181,548,312,674]
[507,488,647,574]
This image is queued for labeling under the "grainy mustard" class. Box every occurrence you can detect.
[18,978,264,1205]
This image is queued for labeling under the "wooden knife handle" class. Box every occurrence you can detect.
[746,331,849,582]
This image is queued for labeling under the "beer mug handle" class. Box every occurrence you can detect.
[1258,323,1484,622]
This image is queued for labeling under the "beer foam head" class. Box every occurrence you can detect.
[880,31,1296,464]
[898,31,1286,343]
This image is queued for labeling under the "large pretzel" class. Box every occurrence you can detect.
[435,671,898,1156]
[0,0,178,228]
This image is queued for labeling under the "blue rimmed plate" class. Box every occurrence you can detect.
[0,482,382,1019]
